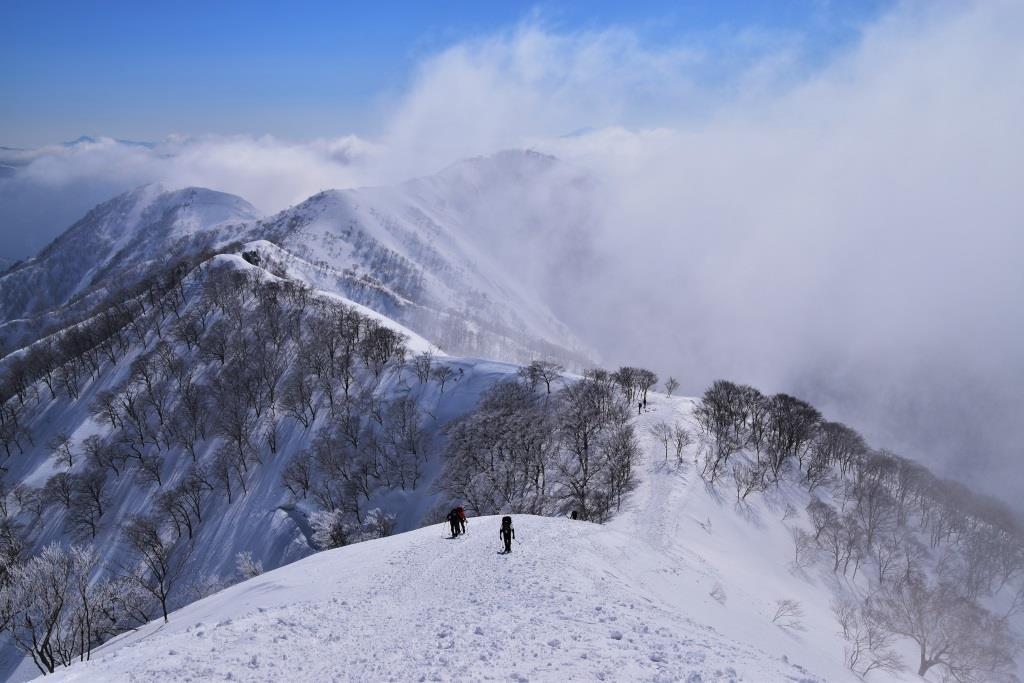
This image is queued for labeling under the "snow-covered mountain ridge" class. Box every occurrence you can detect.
[0,185,259,355]
[0,249,534,679]
[0,184,258,319]
[48,397,853,683]
[0,152,1020,683]
[0,151,595,368]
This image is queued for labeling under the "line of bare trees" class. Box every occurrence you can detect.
[440,366,641,523]
[6,257,415,537]
[0,522,190,675]
[0,255,429,673]
[694,379,1024,680]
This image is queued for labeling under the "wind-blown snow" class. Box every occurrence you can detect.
[46,396,875,682]
[257,160,594,367]
[0,185,258,321]
[218,247,441,357]
[1,152,595,368]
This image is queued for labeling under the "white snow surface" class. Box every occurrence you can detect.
[47,398,892,683]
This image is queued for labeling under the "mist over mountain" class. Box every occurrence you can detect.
[2,1,1023,680]
[1,154,593,370]
[3,2,1022,514]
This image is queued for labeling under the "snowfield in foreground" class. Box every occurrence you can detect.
[48,399,873,682]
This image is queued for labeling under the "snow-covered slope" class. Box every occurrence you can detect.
[0,184,257,319]
[46,395,880,683]
[254,156,594,367]
[2,241,577,679]
[0,185,258,352]
[1,152,595,368]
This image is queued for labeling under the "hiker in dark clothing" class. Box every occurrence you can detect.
[638,401,642,415]
[456,506,467,534]
[447,508,461,538]
[499,516,515,553]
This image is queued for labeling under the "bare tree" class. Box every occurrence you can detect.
[555,376,638,522]
[868,577,1019,680]
[198,319,232,366]
[441,380,558,516]
[235,551,263,580]
[672,424,692,464]
[83,436,127,478]
[12,485,42,521]
[833,596,903,677]
[47,431,74,469]
[636,369,658,403]
[532,360,565,393]
[156,486,198,540]
[732,461,767,502]
[166,397,207,462]
[121,515,192,623]
[789,527,818,571]
[649,421,673,461]
[763,393,821,481]
[281,370,319,429]
[282,452,314,500]
[359,323,407,378]
[411,351,434,384]
[806,497,838,540]
[664,376,679,397]
[693,380,746,483]
[611,366,639,403]
[68,469,108,540]
[5,543,74,674]
[133,452,164,488]
[810,421,866,479]
[819,512,864,575]
[432,365,454,393]
[3,543,118,672]
[770,598,805,630]
[89,390,122,431]
[211,449,236,503]
[41,473,74,510]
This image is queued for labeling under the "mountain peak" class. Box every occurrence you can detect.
[0,183,259,326]
[62,135,97,146]
[433,148,561,181]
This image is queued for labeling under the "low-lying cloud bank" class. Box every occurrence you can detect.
[2,1,1022,504]
[0,135,380,259]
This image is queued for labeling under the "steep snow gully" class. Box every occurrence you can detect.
[49,396,863,682]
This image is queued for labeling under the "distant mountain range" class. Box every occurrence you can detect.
[0,150,596,368]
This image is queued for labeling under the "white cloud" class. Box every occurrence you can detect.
[3,0,1023,500]
[374,0,1024,497]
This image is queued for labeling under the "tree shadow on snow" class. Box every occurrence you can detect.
[732,500,764,528]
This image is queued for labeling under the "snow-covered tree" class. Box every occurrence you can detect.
[235,551,264,580]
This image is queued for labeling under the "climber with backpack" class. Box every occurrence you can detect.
[456,506,467,535]
[446,508,462,538]
[499,516,515,554]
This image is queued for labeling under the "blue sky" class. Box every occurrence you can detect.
[1,1,891,147]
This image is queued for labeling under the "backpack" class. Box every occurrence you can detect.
[456,506,467,521]
[501,515,512,528]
